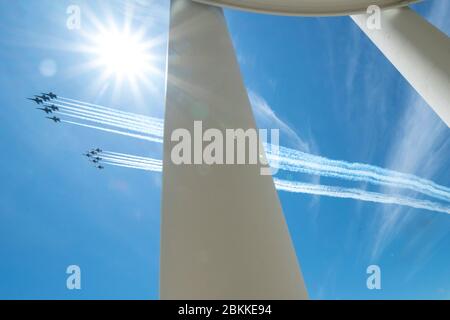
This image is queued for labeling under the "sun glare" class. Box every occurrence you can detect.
[92,29,153,80]
[74,8,165,103]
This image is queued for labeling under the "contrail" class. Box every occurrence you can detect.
[96,150,163,168]
[57,108,162,137]
[58,101,163,131]
[100,154,162,171]
[101,156,162,167]
[274,179,450,215]
[56,97,450,204]
[95,151,450,215]
[58,97,164,128]
[61,120,163,143]
[102,151,163,163]
[271,145,450,202]
[102,153,162,164]
[101,156,162,169]
[102,159,162,172]
[54,102,163,133]
[102,161,162,172]
[58,112,163,142]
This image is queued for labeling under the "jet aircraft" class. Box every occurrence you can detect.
[37,107,53,114]
[46,116,61,123]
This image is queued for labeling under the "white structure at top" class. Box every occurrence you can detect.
[194,0,421,16]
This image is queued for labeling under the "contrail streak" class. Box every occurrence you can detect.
[274,179,450,215]
[270,145,450,202]
[58,112,162,142]
[102,151,163,163]
[102,154,162,165]
[102,159,162,172]
[96,151,450,215]
[101,156,162,168]
[58,107,162,137]
[54,102,163,133]
[58,97,164,128]
[61,120,163,143]
[100,155,162,171]
[102,161,162,172]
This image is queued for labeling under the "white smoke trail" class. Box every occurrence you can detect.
[102,161,162,172]
[57,107,162,137]
[58,112,163,143]
[58,102,163,131]
[102,151,162,163]
[102,154,162,165]
[54,102,163,134]
[277,145,450,195]
[274,179,450,215]
[102,158,161,168]
[58,97,164,128]
[95,151,450,215]
[61,120,163,143]
[101,156,162,168]
[271,145,450,202]
[102,158,162,172]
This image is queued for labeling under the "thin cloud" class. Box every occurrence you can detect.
[248,90,312,152]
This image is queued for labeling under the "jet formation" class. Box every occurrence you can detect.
[27,92,105,171]
[27,92,61,123]
[84,148,105,170]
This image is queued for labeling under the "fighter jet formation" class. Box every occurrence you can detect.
[27,92,61,123]
[84,148,105,170]
[27,91,104,171]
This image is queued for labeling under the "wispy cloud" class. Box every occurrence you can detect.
[248,90,314,153]
[371,93,450,260]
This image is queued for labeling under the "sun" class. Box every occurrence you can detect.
[92,28,153,80]
[71,5,167,105]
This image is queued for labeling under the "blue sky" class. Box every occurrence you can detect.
[0,0,449,299]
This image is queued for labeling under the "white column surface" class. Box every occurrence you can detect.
[160,0,308,299]
[352,7,450,127]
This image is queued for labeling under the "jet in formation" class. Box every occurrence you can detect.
[28,97,44,104]
[35,94,50,102]
[42,92,57,99]
[37,107,53,114]
[46,104,59,111]
[46,116,61,123]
